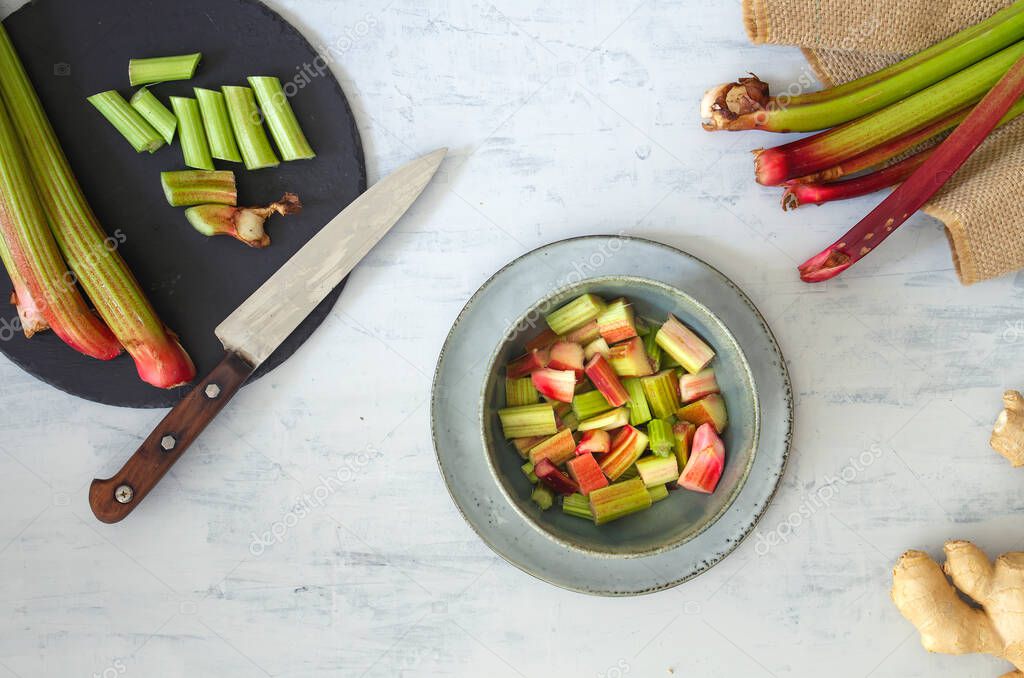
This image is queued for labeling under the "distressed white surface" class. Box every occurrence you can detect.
[1,1,1022,677]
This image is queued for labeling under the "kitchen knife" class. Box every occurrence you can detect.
[89,148,447,523]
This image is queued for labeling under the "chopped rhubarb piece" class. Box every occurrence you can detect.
[648,484,669,502]
[531,368,576,403]
[600,425,650,480]
[575,429,611,456]
[643,330,662,371]
[525,328,559,352]
[607,337,654,377]
[512,434,547,458]
[677,393,728,433]
[562,492,594,519]
[596,298,638,344]
[545,294,606,335]
[548,341,585,375]
[577,407,630,432]
[640,369,681,420]
[534,458,580,496]
[572,390,613,420]
[635,455,679,487]
[585,354,629,407]
[589,477,652,525]
[506,348,549,378]
[505,377,540,407]
[584,337,611,360]
[672,421,696,468]
[531,484,554,510]
[498,403,558,439]
[521,461,538,483]
[679,368,720,403]
[678,423,725,494]
[622,378,652,426]
[568,453,610,495]
[562,320,601,346]
[645,419,676,457]
[655,315,715,374]
[528,429,577,466]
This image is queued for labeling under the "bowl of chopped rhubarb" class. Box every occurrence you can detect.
[432,236,791,594]
[482,275,758,558]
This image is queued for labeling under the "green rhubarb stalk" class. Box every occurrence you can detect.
[562,493,594,520]
[531,484,554,510]
[702,1,1024,132]
[572,389,613,421]
[0,94,121,359]
[521,461,538,483]
[170,96,214,171]
[589,478,652,525]
[545,294,606,335]
[195,88,243,163]
[640,370,681,420]
[755,40,1024,186]
[622,377,652,426]
[129,88,176,145]
[248,76,316,161]
[506,376,540,407]
[161,170,237,207]
[87,91,164,153]
[129,53,202,86]
[222,86,280,170]
[635,454,679,487]
[498,403,558,439]
[643,329,662,371]
[0,25,195,387]
[648,484,669,502]
[576,407,630,431]
[646,419,676,458]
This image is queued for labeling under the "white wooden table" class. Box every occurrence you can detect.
[1,1,1021,676]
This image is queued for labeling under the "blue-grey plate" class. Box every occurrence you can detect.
[431,236,792,595]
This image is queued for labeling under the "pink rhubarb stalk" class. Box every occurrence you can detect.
[584,353,629,407]
[799,52,1024,282]
[782,152,927,209]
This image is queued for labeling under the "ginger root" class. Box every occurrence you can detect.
[892,541,1024,676]
[992,390,1024,467]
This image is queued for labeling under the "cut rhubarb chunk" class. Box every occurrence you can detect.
[525,328,559,352]
[672,421,696,468]
[545,294,606,335]
[607,336,655,377]
[562,492,594,519]
[584,353,629,407]
[583,337,611,360]
[548,341,585,375]
[521,461,538,483]
[589,477,653,525]
[531,484,554,510]
[534,458,580,496]
[528,429,577,466]
[568,453,610,495]
[505,377,540,407]
[498,403,558,439]
[531,368,576,403]
[645,419,675,457]
[623,377,652,426]
[678,423,725,494]
[677,393,728,433]
[648,484,669,502]
[575,429,611,456]
[600,425,650,480]
[506,348,549,378]
[655,315,715,375]
[577,407,630,431]
[596,298,638,344]
[679,368,720,403]
[562,320,601,346]
[572,390,613,421]
[635,455,679,487]
[640,369,681,420]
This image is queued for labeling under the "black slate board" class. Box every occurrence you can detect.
[0,0,366,408]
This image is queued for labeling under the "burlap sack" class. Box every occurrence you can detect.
[744,0,1024,284]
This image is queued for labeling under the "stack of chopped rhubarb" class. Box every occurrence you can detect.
[499,293,730,525]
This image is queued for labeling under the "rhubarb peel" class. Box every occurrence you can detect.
[798,51,1024,282]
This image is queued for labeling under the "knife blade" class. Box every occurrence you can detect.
[89,148,447,523]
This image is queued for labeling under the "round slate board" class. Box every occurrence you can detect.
[0,0,366,408]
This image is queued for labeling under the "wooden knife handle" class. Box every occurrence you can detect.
[89,351,255,523]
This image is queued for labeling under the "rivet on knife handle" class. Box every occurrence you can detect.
[88,352,255,523]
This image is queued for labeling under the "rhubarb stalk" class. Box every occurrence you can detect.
[161,170,237,207]
[702,1,1024,132]
[0,94,120,358]
[129,53,202,86]
[0,25,195,387]
[799,52,1024,282]
[782,152,927,209]
[755,40,1024,186]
